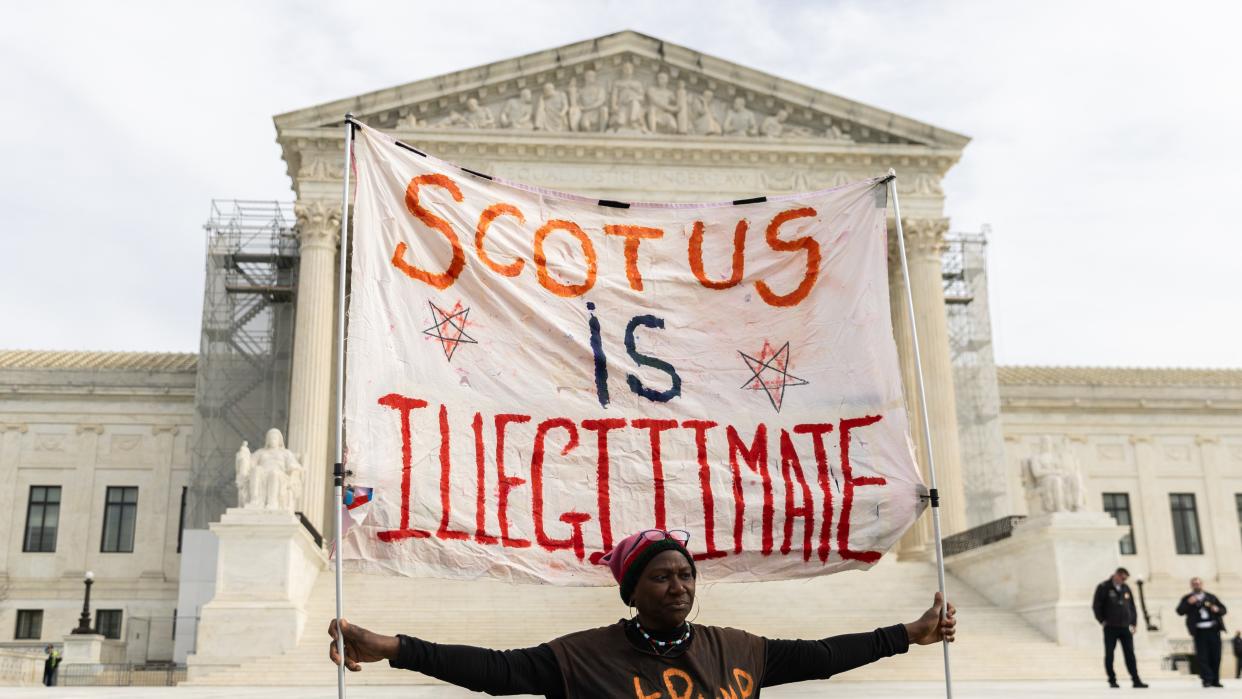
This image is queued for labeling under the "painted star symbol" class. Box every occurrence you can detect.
[422,301,478,362]
[739,340,809,412]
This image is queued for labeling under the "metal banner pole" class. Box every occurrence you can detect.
[887,169,954,698]
[332,114,356,699]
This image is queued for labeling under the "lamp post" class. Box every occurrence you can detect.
[70,571,95,635]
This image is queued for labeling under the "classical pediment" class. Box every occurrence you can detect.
[274,30,968,150]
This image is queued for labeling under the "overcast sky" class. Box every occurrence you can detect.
[2,1,1238,367]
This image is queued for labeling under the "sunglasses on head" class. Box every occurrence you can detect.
[637,529,691,546]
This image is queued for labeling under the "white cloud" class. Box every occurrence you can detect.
[1,0,1238,365]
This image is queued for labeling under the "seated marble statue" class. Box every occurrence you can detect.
[235,428,304,512]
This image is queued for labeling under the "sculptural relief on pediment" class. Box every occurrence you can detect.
[371,55,903,144]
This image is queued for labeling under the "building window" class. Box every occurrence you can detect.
[1170,493,1204,555]
[95,609,123,640]
[15,610,43,640]
[101,487,138,553]
[177,486,187,553]
[1102,493,1137,555]
[23,486,61,553]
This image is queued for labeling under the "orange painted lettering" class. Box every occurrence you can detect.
[688,219,747,290]
[633,677,663,699]
[604,225,664,291]
[391,173,465,290]
[733,669,755,699]
[475,203,526,277]
[533,219,598,297]
[754,207,819,307]
[662,668,695,699]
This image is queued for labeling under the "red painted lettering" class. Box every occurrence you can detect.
[682,420,727,561]
[495,413,532,548]
[727,424,772,555]
[794,423,835,562]
[473,412,498,545]
[531,418,591,559]
[631,418,678,530]
[582,418,627,564]
[376,393,431,542]
[436,405,470,541]
[779,429,814,561]
[838,415,887,563]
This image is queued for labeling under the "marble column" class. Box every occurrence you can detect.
[0,423,28,576]
[142,425,178,578]
[288,200,341,536]
[1130,435,1175,583]
[1197,435,1240,582]
[890,240,933,558]
[889,218,968,553]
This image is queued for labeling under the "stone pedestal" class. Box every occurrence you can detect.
[61,634,107,665]
[187,508,327,679]
[946,511,1126,647]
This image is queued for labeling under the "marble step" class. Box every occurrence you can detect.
[187,559,1178,685]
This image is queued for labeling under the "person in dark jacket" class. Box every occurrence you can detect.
[1093,567,1148,688]
[328,528,957,697]
[42,644,60,686]
[1177,576,1227,688]
[1231,631,1242,679]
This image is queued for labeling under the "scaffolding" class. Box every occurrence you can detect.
[943,227,1010,526]
[186,200,298,530]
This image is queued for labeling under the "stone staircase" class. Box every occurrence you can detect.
[187,558,1176,686]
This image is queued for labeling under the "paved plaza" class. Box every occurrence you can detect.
[6,679,1227,698]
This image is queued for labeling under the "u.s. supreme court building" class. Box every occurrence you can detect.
[2,31,1240,686]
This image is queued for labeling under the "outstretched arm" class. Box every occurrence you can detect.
[763,593,956,687]
[329,618,564,697]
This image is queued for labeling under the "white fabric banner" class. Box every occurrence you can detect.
[341,123,926,585]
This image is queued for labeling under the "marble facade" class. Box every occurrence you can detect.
[274,29,973,547]
[4,30,1241,682]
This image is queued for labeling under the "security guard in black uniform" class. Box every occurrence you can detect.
[1093,566,1148,688]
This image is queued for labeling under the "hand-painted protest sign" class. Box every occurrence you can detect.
[341,123,926,585]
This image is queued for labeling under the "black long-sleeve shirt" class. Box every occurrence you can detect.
[389,620,909,697]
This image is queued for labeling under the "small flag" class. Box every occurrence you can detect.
[344,486,373,510]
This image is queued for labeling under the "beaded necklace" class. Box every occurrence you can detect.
[634,620,692,654]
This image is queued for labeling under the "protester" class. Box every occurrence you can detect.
[328,528,956,696]
[1232,631,1242,679]
[1092,567,1148,689]
[1177,576,1227,688]
[42,644,60,687]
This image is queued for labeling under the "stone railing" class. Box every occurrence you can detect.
[942,515,1027,556]
[0,648,43,686]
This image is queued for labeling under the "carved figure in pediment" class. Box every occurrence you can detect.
[823,116,851,141]
[760,109,788,138]
[645,72,686,135]
[570,70,609,132]
[609,62,647,133]
[396,112,419,130]
[723,97,758,137]
[534,82,570,132]
[462,98,496,129]
[500,89,535,130]
[689,89,722,136]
